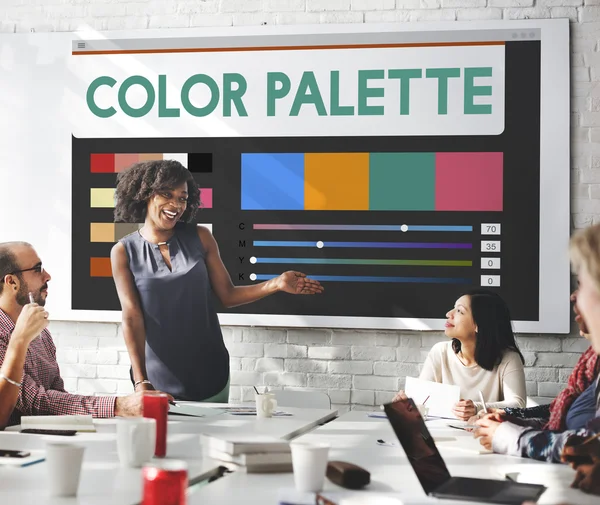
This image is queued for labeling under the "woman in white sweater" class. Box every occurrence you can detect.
[394,290,527,420]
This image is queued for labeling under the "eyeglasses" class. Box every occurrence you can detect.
[0,262,44,282]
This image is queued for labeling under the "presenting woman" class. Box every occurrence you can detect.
[111,160,323,402]
[394,290,526,420]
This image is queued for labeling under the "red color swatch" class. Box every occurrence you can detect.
[435,152,503,211]
[90,153,115,173]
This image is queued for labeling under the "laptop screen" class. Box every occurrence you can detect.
[384,399,452,495]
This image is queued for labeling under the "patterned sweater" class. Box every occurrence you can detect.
[492,379,600,462]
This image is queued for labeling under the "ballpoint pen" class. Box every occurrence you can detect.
[478,390,488,414]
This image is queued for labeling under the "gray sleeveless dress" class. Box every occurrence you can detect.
[120,224,230,401]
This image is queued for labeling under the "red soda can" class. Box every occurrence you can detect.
[142,392,169,457]
[141,460,188,505]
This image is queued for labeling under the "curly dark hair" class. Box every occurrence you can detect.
[114,160,200,223]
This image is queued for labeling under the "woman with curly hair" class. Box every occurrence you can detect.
[111,160,323,402]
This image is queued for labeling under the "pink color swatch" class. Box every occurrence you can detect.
[114,153,140,173]
[435,152,503,211]
[200,188,213,209]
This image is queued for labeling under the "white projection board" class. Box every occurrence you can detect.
[0,20,570,332]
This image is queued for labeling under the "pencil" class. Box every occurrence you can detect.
[582,432,600,445]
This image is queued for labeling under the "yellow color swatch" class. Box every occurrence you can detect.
[304,153,369,210]
[90,223,115,242]
[90,188,116,208]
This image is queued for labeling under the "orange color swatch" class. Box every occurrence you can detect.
[304,153,369,210]
[90,257,112,277]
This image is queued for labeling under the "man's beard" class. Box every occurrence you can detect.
[16,283,46,307]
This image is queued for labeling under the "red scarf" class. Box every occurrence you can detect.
[544,346,600,430]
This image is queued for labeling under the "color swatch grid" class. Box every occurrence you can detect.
[90,188,213,209]
[241,152,503,212]
[90,152,213,173]
[90,153,188,173]
[88,152,212,278]
[90,222,143,242]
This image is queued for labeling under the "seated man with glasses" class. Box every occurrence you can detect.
[0,241,169,427]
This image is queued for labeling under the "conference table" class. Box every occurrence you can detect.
[0,404,337,505]
[0,406,597,505]
[187,411,600,505]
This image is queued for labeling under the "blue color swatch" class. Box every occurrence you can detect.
[241,153,304,210]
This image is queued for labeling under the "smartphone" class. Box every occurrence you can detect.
[21,429,77,436]
[0,449,30,458]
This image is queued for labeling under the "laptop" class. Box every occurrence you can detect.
[383,400,546,504]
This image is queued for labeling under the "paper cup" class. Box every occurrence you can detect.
[45,443,85,497]
[290,442,330,492]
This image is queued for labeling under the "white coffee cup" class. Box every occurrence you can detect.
[290,441,330,492]
[116,417,156,468]
[255,393,277,418]
[45,442,85,497]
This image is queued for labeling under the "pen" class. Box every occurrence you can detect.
[478,390,488,414]
[28,292,35,304]
[169,400,178,407]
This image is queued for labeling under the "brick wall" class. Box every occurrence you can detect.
[1,0,591,412]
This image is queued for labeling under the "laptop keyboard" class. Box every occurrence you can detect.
[439,477,510,498]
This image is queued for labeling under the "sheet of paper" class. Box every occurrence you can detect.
[404,376,460,419]
[217,407,292,417]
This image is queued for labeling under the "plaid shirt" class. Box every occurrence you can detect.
[0,309,115,426]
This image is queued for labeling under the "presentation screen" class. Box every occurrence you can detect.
[0,21,570,332]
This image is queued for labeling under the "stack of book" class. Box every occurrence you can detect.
[201,434,292,473]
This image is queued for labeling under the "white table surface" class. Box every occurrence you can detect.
[0,403,337,505]
[187,410,600,505]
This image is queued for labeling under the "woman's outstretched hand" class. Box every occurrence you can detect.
[277,271,324,295]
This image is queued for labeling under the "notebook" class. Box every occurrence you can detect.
[200,433,290,456]
[20,415,95,432]
[207,449,293,466]
[218,406,293,416]
[222,460,293,473]
[168,403,225,418]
